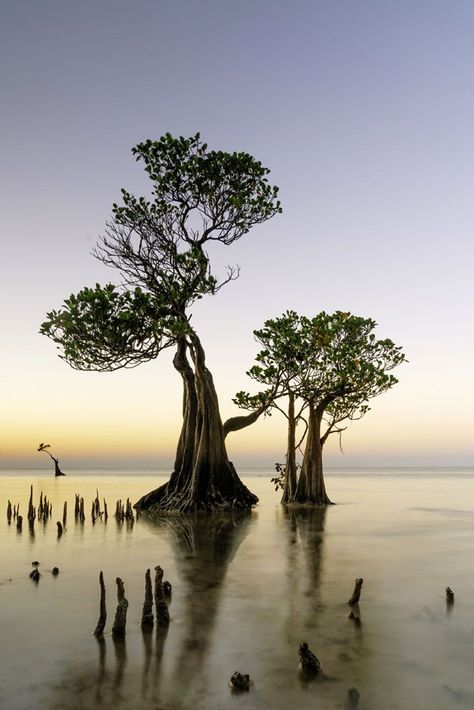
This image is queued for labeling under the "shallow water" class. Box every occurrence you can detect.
[1,471,474,709]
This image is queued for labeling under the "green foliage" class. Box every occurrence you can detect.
[40,284,182,370]
[237,310,406,436]
[41,133,282,372]
[112,133,282,247]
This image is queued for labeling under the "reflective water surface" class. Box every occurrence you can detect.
[1,471,474,709]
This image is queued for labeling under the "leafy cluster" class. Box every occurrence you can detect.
[237,310,406,441]
[40,284,182,370]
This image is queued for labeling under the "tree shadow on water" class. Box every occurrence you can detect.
[142,510,253,707]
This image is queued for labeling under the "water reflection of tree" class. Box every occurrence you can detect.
[283,506,327,642]
[46,513,250,709]
[150,511,252,707]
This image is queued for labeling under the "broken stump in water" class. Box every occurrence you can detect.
[94,571,107,637]
[154,565,170,627]
[16,515,23,532]
[141,568,154,630]
[163,580,172,599]
[298,642,322,675]
[52,567,59,576]
[446,587,455,604]
[56,521,63,537]
[348,578,364,606]
[112,577,128,639]
[229,671,251,691]
[7,500,12,524]
[29,568,41,583]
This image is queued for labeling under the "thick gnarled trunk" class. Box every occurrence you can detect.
[294,402,332,505]
[136,336,258,512]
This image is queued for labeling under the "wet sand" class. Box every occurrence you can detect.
[1,470,474,709]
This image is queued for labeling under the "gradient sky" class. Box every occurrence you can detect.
[1,0,473,469]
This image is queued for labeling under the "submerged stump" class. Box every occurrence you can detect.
[94,571,107,637]
[229,671,251,691]
[112,577,128,639]
[298,642,322,675]
[348,578,364,606]
[446,586,455,604]
[141,568,154,630]
[154,565,170,628]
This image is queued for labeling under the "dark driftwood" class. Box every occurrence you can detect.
[348,578,363,606]
[112,577,128,639]
[154,565,170,627]
[29,568,40,582]
[56,521,63,537]
[52,567,59,576]
[141,569,154,630]
[94,571,107,637]
[7,500,12,524]
[229,671,251,691]
[62,501,67,527]
[16,515,23,532]
[446,587,455,604]
[298,642,322,675]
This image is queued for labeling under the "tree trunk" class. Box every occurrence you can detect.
[135,335,258,512]
[294,402,332,505]
[281,392,297,504]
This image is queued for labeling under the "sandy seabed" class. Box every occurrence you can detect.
[1,470,474,710]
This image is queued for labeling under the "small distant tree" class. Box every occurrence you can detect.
[37,443,66,476]
[236,311,406,505]
[40,133,281,511]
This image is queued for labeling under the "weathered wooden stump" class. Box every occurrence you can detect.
[56,521,63,537]
[446,586,455,604]
[298,642,322,675]
[141,568,154,630]
[163,580,172,599]
[7,500,12,524]
[62,501,67,528]
[52,566,59,576]
[348,578,363,606]
[29,568,41,582]
[112,577,128,639]
[16,515,23,532]
[229,671,251,691]
[154,565,170,627]
[94,571,107,637]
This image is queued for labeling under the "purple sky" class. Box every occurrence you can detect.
[1,1,474,468]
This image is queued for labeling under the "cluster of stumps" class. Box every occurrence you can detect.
[93,565,172,640]
[6,486,139,537]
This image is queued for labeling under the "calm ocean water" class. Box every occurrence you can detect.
[1,469,474,709]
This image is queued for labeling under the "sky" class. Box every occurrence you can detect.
[1,0,473,469]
